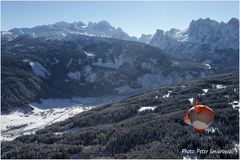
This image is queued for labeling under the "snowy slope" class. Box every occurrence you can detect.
[29,61,50,77]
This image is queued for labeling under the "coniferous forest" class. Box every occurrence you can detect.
[1,73,239,159]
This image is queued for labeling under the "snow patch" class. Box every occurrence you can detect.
[163,90,173,99]
[188,98,194,105]
[172,61,179,65]
[53,57,60,64]
[14,44,24,47]
[213,84,226,89]
[67,58,73,68]
[183,156,192,160]
[230,101,239,110]
[1,31,13,35]
[83,65,96,82]
[204,64,212,69]
[138,106,156,112]
[203,89,208,93]
[180,34,189,42]
[206,126,218,133]
[67,72,81,80]
[60,32,66,37]
[223,95,229,99]
[233,142,239,153]
[201,89,208,95]
[84,51,95,57]
[19,30,24,34]
[29,61,50,77]
[141,62,154,71]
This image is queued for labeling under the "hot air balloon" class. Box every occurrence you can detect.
[183,100,215,133]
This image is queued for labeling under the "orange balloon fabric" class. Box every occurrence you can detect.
[183,101,215,133]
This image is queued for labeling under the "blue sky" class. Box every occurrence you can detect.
[1,1,239,37]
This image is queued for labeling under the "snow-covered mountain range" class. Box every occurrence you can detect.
[150,18,239,49]
[1,18,239,112]
[1,20,137,41]
[3,18,239,49]
[149,18,239,64]
[2,18,239,65]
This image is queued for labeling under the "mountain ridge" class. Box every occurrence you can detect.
[2,34,222,112]
[2,18,238,42]
[149,17,239,66]
[2,18,238,66]
[2,20,137,41]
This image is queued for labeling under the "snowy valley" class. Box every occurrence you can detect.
[1,96,124,141]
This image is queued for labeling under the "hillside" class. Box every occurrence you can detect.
[1,35,219,112]
[1,72,239,159]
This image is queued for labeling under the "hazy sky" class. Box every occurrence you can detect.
[1,1,239,37]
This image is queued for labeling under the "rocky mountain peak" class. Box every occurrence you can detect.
[227,17,239,26]
[149,17,239,65]
[4,20,134,41]
[138,34,152,44]
[52,21,71,28]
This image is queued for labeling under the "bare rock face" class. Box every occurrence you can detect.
[149,18,239,66]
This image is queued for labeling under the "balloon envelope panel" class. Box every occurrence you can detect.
[183,103,215,133]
